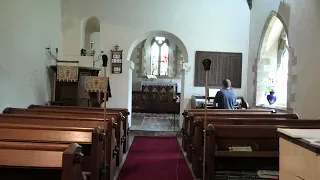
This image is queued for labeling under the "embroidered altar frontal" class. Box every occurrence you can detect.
[56,61,79,82]
[85,76,109,93]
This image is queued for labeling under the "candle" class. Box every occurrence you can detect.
[101,40,104,51]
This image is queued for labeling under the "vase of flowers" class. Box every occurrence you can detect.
[265,78,277,105]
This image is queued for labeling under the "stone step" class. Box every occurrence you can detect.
[129,130,182,137]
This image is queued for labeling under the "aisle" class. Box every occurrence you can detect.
[117,137,194,180]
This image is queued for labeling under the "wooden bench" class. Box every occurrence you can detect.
[0,141,84,180]
[191,118,320,178]
[0,113,118,180]
[3,107,125,166]
[185,112,297,164]
[29,104,130,153]
[0,123,104,180]
[204,124,320,180]
[181,109,277,151]
[191,117,319,178]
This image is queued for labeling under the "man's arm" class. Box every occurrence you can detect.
[213,91,222,107]
[233,93,237,108]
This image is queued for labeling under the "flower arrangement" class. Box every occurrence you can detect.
[265,78,276,94]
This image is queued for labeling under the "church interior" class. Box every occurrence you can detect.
[0,0,320,180]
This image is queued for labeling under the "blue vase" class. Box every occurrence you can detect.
[267,92,277,105]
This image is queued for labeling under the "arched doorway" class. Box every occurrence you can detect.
[254,12,290,109]
[127,30,188,132]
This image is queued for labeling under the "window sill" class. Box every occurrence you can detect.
[255,104,288,112]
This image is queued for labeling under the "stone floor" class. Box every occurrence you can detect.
[130,112,180,132]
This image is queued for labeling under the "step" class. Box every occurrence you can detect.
[129,130,182,137]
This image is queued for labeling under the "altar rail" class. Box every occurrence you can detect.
[132,91,180,114]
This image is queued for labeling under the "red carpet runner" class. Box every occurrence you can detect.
[117,137,194,180]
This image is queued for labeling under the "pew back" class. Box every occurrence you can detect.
[0,114,117,180]
[3,107,124,166]
[0,142,83,180]
[0,124,104,180]
[26,105,130,153]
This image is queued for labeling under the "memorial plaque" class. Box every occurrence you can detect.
[194,51,242,88]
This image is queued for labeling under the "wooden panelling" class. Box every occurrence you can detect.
[194,51,242,88]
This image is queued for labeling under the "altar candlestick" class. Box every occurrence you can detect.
[101,41,104,51]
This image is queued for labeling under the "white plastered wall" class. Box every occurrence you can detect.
[61,0,250,126]
[0,0,62,111]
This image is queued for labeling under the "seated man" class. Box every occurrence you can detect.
[213,79,237,109]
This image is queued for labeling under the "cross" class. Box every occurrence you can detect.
[115,44,119,51]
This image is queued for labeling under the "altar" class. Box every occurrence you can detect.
[132,81,180,113]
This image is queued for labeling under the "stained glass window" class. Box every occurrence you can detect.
[150,37,169,76]
[151,42,159,75]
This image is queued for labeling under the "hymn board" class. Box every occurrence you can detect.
[194,51,242,88]
[111,45,123,74]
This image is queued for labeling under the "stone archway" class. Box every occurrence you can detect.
[127,30,189,129]
[252,11,296,110]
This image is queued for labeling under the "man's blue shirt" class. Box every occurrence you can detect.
[214,89,237,109]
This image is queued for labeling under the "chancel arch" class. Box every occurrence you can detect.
[127,30,188,129]
[254,11,290,109]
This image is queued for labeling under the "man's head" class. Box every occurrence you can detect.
[222,79,232,89]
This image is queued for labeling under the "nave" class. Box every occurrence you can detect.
[2,1,320,180]
[1,104,320,180]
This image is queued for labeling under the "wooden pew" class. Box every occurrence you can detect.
[192,118,320,178]
[0,114,117,180]
[0,123,104,180]
[0,141,84,180]
[181,108,277,151]
[204,124,320,180]
[191,117,319,177]
[185,112,297,164]
[28,104,130,153]
[3,107,125,166]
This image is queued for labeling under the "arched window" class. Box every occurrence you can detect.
[275,48,288,106]
[150,37,169,76]
[255,15,289,108]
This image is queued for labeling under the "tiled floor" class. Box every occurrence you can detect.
[130,112,180,131]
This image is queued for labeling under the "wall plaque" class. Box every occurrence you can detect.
[194,51,242,88]
[111,45,123,74]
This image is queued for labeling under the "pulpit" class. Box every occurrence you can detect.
[49,65,101,107]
